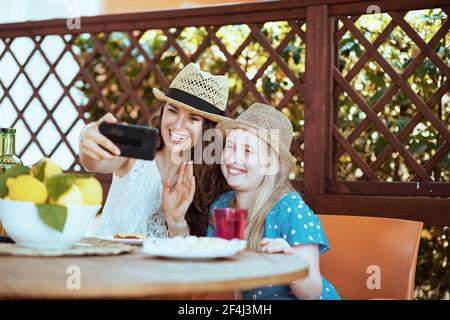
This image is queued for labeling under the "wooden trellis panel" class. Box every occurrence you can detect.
[0,0,449,225]
[0,20,307,170]
[333,10,450,184]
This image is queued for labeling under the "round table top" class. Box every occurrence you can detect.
[0,240,309,299]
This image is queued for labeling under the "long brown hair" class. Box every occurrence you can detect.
[149,104,230,236]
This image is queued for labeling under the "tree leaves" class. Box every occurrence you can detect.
[374,138,387,157]
[441,152,450,169]
[37,204,68,233]
[409,142,428,157]
[262,77,280,97]
[396,116,411,131]
[339,39,363,57]
[368,88,387,106]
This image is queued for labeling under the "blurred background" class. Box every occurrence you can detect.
[0,0,260,169]
[0,0,260,23]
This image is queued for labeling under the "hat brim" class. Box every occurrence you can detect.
[216,118,296,167]
[153,88,229,123]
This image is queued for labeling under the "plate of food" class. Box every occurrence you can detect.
[97,233,149,245]
[141,236,247,259]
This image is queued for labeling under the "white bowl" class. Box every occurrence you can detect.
[0,199,101,250]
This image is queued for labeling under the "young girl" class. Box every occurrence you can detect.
[207,103,341,300]
[79,63,229,238]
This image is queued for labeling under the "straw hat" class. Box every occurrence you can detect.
[217,103,296,165]
[153,63,229,122]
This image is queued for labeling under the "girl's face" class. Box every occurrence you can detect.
[221,129,272,192]
[160,103,204,152]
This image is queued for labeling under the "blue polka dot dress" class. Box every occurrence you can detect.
[207,190,341,300]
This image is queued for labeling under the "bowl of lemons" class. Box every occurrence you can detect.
[0,158,103,249]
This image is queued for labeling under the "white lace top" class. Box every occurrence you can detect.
[96,159,168,238]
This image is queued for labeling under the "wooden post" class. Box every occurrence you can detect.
[304,5,335,195]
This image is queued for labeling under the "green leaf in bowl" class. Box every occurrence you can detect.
[46,173,77,202]
[0,164,31,198]
[37,204,68,232]
[32,160,47,181]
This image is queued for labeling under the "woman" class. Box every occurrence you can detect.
[79,63,229,238]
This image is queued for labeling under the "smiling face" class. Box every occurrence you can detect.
[221,129,276,192]
[160,103,204,153]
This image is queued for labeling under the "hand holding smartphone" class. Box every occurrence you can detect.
[99,123,159,161]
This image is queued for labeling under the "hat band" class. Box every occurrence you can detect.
[166,88,225,117]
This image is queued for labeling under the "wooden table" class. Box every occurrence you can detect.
[0,246,309,299]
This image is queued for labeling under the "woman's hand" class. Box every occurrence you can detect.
[162,161,195,236]
[79,113,121,161]
[259,238,294,254]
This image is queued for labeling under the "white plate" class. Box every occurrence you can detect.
[96,235,149,245]
[141,236,247,260]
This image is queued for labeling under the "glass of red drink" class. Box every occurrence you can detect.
[213,208,248,240]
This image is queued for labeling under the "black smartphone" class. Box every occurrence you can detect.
[99,123,159,161]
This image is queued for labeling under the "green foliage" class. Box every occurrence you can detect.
[415,226,449,299]
[37,204,68,233]
[45,173,77,202]
[71,9,449,299]
[32,159,47,182]
[0,164,31,198]
[337,9,450,182]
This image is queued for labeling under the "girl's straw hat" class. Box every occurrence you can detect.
[217,103,296,165]
[153,63,229,122]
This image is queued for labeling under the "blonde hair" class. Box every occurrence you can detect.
[244,146,295,249]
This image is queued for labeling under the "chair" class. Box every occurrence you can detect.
[318,214,423,300]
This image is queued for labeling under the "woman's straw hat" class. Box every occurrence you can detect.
[217,103,296,166]
[153,63,229,122]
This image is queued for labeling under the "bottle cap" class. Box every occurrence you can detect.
[1,128,16,134]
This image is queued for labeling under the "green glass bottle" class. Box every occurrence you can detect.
[0,128,22,175]
[0,128,22,235]
[0,130,4,156]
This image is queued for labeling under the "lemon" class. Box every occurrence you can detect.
[31,158,62,181]
[6,175,48,204]
[53,184,84,205]
[75,177,103,205]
